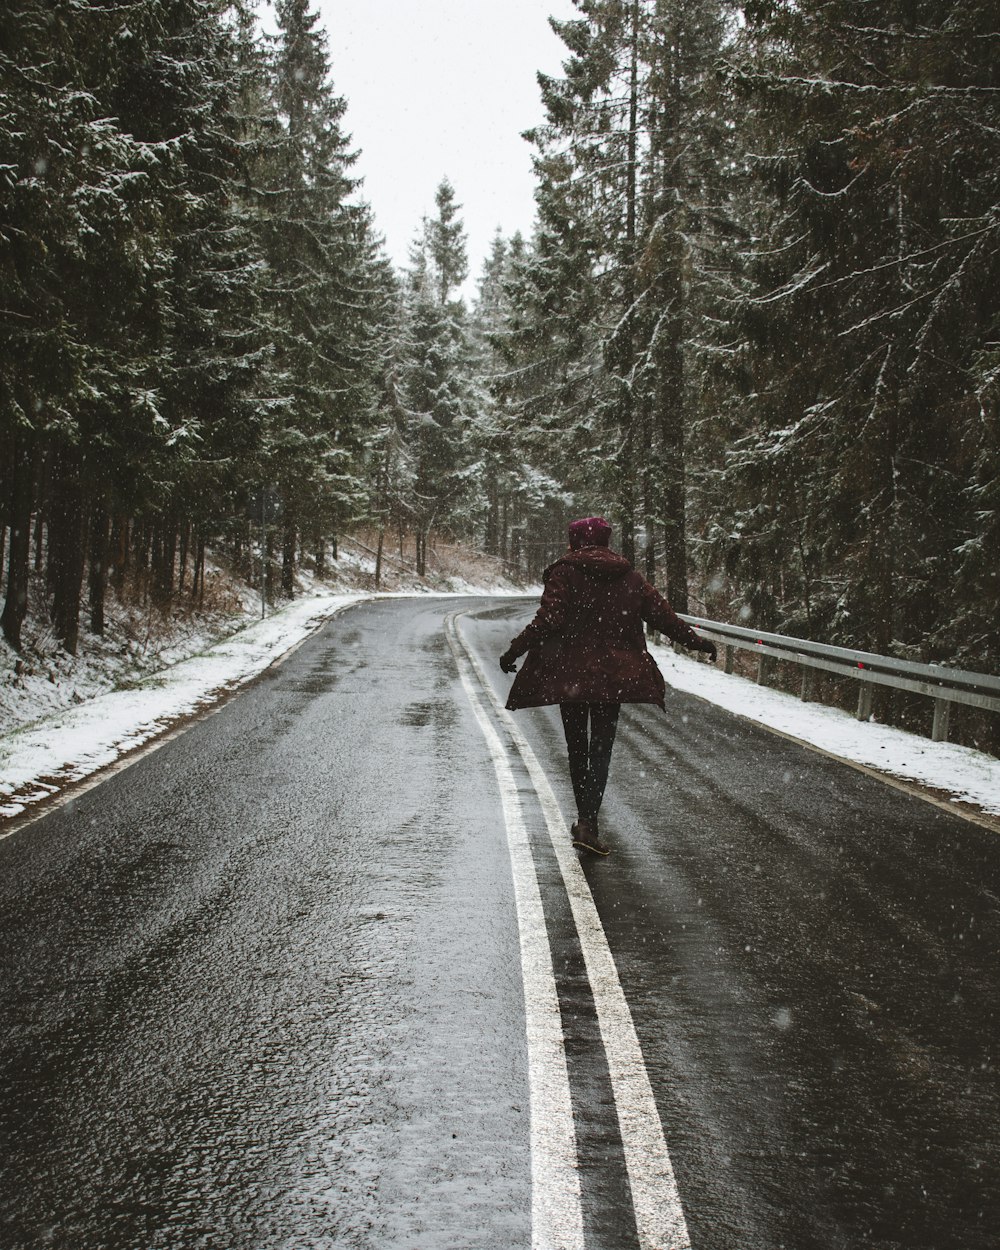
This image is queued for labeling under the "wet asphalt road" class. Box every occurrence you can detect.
[1,596,999,1250]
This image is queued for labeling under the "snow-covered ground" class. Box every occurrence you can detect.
[651,642,1000,820]
[2,590,997,825]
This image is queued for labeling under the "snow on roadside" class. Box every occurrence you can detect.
[6,586,994,827]
[0,591,369,820]
[0,586,537,823]
[650,641,1000,819]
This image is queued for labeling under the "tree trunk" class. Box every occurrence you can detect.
[191,532,206,606]
[653,225,689,609]
[375,527,384,590]
[33,504,44,573]
[485,473,499,556]
[264,525,274,605]
[178,522,190,594]
[615,0,641,567]
[89,502,110,635]
[135,518,152,605]
[32,449,48,572]
[659,388,689,612]
[110,515,128,593]
[155,521,176,605]
[49,448,86,655]
[281,506,296,598]
[1,432,34,652]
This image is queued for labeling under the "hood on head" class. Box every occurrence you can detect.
[552,545,632,580]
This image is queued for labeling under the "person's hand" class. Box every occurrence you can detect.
[697,638,718,663]
[500,650,519,674]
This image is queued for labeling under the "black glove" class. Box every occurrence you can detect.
[698,638,718,663]
[499,649,519,674]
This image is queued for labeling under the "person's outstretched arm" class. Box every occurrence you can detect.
[640,581,717,660]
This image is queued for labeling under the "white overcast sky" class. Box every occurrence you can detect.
[305,0,580,297]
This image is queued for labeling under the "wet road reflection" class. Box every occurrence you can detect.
[466,603,1000,1250]
[1,596,998,1250]
[0,600,529,1250]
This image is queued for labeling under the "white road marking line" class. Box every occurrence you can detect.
[446,615,585,1250]
[454,614,692,1250]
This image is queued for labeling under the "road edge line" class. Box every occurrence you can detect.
[445,614,584,1250]
[453,616,692,1250]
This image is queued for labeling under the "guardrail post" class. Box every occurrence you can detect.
[931,698,950,743]
[756,654,772,685]
[800,668,814,702]
[856,683,874,722]
[724,644,734,675]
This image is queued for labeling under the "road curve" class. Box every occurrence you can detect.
[0,595,997,1250]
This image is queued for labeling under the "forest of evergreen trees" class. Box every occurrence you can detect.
[2,1,998,719]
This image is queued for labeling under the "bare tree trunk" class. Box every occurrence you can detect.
[89,501,110,635]
[264,525,274,605]
[191,532,207,606]
[33,449,48,572]
[375,528,384,590]
[178,522,190,594]
[49,448,86,655]
[33,505,44,573]
[485,473,499,556]
[110,515,128,593]
[155,520,176,606]
[281,512,296,599]
[1,431,34,652]
[615,0,641,566]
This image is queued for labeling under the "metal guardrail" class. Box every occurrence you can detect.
[677,614,1000,743]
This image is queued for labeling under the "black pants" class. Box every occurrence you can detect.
[559,702,621,823]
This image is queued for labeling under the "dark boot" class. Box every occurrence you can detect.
[571,817,611,856]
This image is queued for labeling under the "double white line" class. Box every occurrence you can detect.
[446,614,690,1250]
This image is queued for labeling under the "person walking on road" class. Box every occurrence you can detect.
[499,516,716,856]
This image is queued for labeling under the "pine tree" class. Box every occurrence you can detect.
[0,0,156,651]
[721,0,1000,670]
[396,181,477,574]
[261,0,375,595]
[511,0,732,592]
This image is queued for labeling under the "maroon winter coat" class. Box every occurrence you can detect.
[504,546,704,710]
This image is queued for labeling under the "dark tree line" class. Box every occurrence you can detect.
[486,0,999,695]
[0,0,386,653]
[3,0,998,720]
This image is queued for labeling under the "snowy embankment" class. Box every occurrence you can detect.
[651,642,1000,820]
[0,591,370,820]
